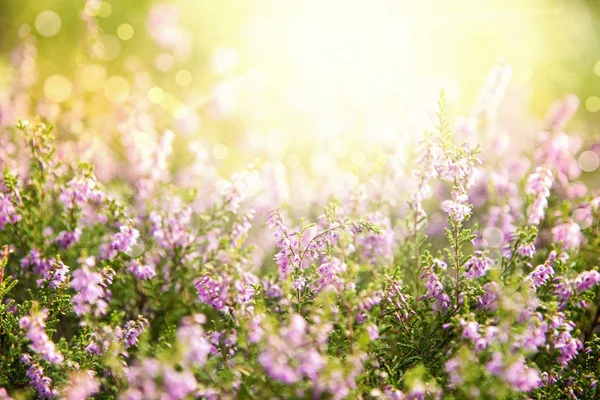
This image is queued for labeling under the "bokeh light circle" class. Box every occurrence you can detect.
[93,35,121,61]
[579,151,600,172]
[482,227,504,248]
[148,87,165,104]
[117,24,134,41]
[175,69,192,86]
[586,96,600,113]
[35,10,61,37]
[98,2,112,18]
[127,239,145,258]
[44,75,72,102]
[572,208,592,229]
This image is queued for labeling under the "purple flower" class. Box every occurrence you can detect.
[485,352,504,376]
[262,279,283,299]
[54,228,82,250]
[445,356,464,385]
[0,387,13,400]
[358,290,384,312]
[464,251,492,279]
[38,260,70,289]
[441,199,472,223]
[21,358,58,399]
[59,176,104,209]
[545,95,579,132]
[315,257,346,293]
[19,309,63,364]
[248,314,264,344]
[128,259,156,280]
[62,370,100,400]
[298,348,325,380]
[573,270,600,292]
[528,263,554,288]
[436,157,474,183]
[111,224,140,254]
[420,267,451,313]
[162,367,197,400]
[119,316,149,348]
[258,343,299,384]
[385,281,413,322]
[366,324,379,340]
[291,276,306,290]
[177,314,211,366]
[267,207,284,229]
[502,357,541,392]
[258,314,325,385]
[234,273,258,304]
[525,167,553,225]
[535,132,581,192]
[478,282,500,311]
[71,266,110,316]
[231,209,255,247]
[549,313,582,366]
[460,319,481,342]
[21,249,55,276]
[552,221,582,251]
[149,202,193,251]
[0,193,20,229]
[518,322,548,351]
[355,212,395,262]
[195,274,229,312]
[554,331,581,366]
[553,276,572,309]
[517,242,536,258]
[123,359,160,400]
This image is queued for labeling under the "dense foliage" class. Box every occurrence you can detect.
[1,2,600,400]
[1,85,600,400]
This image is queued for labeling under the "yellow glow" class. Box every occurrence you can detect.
[104,76,130,103]
[35,10,61,37]
[117,24,134,41]
[163,93,185,116]
[98,2,112,18]
[212,144,229,160]
[350,150,366,167]
[175,70,192,86]
[148,87,165,104]
[171,0,576,145]
[93,35,121,62]
[586,96,600,112]
[155,53,174,71]
[79,64,106,91]
[44,75,71,102]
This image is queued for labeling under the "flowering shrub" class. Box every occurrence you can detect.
[0,4,599,399]
[0,85,599,400]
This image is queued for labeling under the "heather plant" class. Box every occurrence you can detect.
[0,84,599,400]
[0,4,600,398]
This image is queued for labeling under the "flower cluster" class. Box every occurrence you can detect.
[0,19,600,399]
[19,308,63,364]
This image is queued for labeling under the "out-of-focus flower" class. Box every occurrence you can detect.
[19,309,63,364]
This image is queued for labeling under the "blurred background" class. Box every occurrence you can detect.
[0,0,599,197]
